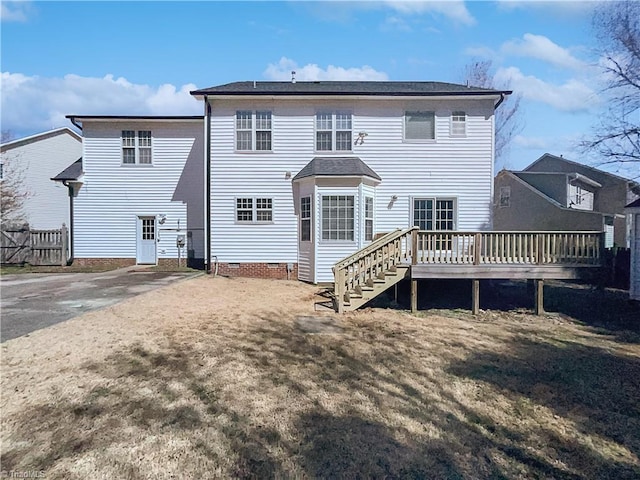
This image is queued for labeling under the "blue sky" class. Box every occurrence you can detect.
[1,1,610,171]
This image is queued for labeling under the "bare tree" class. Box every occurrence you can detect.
[582,0,639,175]
[1,130,31,223]
[463,60,523,169]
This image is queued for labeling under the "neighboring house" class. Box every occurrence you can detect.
[626,198,640,301]
[1,128,82,229]
[190,80,509,282]
[61,116,205,268]
[494,153,640,248]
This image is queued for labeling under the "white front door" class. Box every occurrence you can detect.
[137,216,157,264]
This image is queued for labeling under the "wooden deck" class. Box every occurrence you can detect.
[333,228,604,313]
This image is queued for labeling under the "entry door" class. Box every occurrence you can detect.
[137,216,157,264]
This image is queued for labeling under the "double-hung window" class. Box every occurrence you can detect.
[451,111,466,136]
[405,111,435,141]
[316,113,352,152]
[236,197,273,223]
[364,197,374,241]
[321,195,354,241]
[122,130,152,165]
[236,111,272,151]
[300,197,311,242]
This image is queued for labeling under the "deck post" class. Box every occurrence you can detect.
[474,233,482,265]
[534,279,544,315]
[335,268,344,314]
[472,279,480,315]
[411,277,418,313]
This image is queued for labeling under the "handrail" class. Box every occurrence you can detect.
[333,227,418,270]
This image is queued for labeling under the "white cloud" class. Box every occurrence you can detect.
[502,33,585,70]
[381,15,412,32]
[0,1,32,21]
[384,1,475,25]
[1,72,201,136]
[495,66,598,112]
[513,135,549,149]
[263,57,389,81]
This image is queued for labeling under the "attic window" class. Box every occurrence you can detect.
[499,186,511,208]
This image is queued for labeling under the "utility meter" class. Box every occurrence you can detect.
[176,235,186,248]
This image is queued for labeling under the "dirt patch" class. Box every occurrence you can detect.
[1,276,639,479]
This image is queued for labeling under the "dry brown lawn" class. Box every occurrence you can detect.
[1,276,639,479]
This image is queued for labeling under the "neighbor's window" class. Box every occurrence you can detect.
[122,130,152,165]
[316,112,352,151]
[321,195,354,241]
[451,111,466,136]
[364,196,374,241]
[236,111,272,151]
[405,111,435,140]
[300,196,311,242]
[236,197,273,223]
[499,186,511,208]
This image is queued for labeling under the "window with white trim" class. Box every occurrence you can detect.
[451,111,466,136]
[300,196,311,242]
[236,111,272,151]
[321,195,354,241]
[236,197,273,223]
[364,196,374,241]
[316,112,352,151]
[405,111,435,140]
[122,130,152,165]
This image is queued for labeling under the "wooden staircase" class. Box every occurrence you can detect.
[332,227,417,312]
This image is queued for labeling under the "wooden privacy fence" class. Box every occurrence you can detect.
[1,223,68,266]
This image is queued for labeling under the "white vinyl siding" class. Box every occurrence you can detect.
[209,97,496,278]
[75,121,204,262]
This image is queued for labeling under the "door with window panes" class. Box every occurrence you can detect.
[137,216,157,264]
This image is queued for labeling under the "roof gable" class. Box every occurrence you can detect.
[51,158,83,182]
[1,127,81,152]
[293,157,381,181]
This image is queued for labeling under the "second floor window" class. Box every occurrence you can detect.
[316,113,352,151]
[451,111,466,136]
[405,111,435,141]
[122,130,152,165]
[236,111,272,151]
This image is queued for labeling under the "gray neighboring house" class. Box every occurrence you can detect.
[494,153,640,248]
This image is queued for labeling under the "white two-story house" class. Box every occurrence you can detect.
[65,81,509,282]
[191,81,509,282]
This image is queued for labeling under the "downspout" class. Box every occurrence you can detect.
[69,116,83,132]
[494,93,506,110]
[205,97,212,274]
[62,180,74,265]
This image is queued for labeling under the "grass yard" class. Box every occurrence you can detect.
[1,276,639,479]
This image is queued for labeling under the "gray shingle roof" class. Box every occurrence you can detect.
[51,158,83,181]
[191,81,510,97]
[293,157,381,181]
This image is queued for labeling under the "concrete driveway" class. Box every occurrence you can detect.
[0,268,200,342]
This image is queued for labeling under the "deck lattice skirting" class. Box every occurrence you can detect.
[333,228,604,313]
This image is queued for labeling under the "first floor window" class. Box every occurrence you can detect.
[322,195,354,241]
[300,196,311,242]
[236,111,272,151]
[413,198,455,249]
[122,130,152,165]
[236,197,273,223]
[405,111,435,140]
[364,196,374,241]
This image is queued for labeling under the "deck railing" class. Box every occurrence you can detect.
[415,231,603,265]
[333,227,416,312]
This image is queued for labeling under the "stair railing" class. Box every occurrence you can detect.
[333,227,418,313]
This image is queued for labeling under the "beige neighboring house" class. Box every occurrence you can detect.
[1,128,82,229]
[626,198,640,301]
[494,153,640,248]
